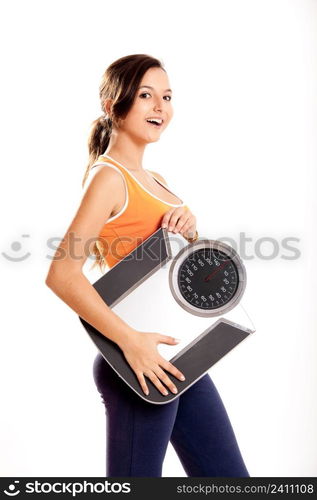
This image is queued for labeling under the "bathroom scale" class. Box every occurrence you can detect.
[79,227,255,404]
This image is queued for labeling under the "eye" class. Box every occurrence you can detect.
[139,92,172,101]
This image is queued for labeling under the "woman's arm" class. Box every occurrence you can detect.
[45,166,133,348]
[45,165,186,395]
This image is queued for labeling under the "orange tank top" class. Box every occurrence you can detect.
[90,153,189,270]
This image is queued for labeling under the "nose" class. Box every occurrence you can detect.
[153,104,162,113]
[153,97,163,112]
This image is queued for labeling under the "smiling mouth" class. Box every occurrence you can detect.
[146,119,163,128]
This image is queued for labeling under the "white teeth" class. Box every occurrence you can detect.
[146,118,163,124]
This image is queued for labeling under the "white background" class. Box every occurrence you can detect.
[0,0,316,477]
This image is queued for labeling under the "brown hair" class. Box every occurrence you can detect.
[83,54,166,273]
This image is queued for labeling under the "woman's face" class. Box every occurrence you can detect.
[117,66,173,144]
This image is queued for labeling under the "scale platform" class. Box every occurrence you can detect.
[79,227,255,404]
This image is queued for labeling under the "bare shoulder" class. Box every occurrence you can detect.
[84,163,125,194]
[82,163,126,217]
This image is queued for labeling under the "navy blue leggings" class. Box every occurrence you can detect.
[93,352,250,477]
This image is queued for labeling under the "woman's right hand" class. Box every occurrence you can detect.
[119,330,186,396]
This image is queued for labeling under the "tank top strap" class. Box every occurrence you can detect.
[94,154,185,208]
[91,155,146,197]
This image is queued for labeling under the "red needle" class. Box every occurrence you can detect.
[204,261,227,282]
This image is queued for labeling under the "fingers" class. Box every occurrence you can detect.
[161,207,189,231]
[135,360,186,397]
[145,371,170,396]
[152,366,179,394]
[130,332,186,397]
[178,216,196,235]
[161,207,196,235]
[158,356,186,382]
[158,335,181,345]
[136,371,149,396]
[145,362,186,396]
[161,207,180,229]
[174,213,191,233]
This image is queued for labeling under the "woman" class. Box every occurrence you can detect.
[45,54,250,478]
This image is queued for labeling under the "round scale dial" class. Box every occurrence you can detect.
[169,239,246,317]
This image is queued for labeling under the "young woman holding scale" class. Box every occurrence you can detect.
[45,54,250,477]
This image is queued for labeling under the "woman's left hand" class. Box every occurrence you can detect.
[161,206,197,240]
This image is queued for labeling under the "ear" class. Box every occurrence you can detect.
[103,98,113,117]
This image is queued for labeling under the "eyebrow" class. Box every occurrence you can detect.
[138,85,172,93]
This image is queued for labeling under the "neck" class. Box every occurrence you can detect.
[104,131,147,171]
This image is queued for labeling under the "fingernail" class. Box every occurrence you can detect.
[174,338,181,343]
[162,223,167,228]
[172,387,178,394]
[180,375,185,381]
[163,390,168,396]
[168,226,173,231]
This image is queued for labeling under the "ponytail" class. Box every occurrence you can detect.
[82,114,113,189]
[82,114,113,274]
